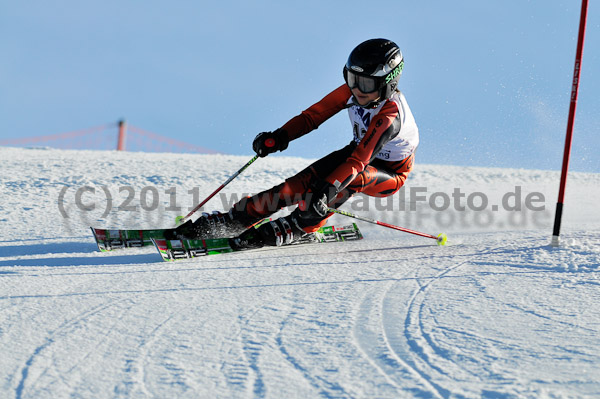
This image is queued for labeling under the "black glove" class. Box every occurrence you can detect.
[252,128,290,157]
[304,181,338,218]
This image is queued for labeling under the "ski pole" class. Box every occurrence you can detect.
[176,155,259,225]
[328,207,448,246]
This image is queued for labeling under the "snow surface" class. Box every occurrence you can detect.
[1,147,599,398]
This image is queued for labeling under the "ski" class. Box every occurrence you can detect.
[90,217,271,252]
[151,223,363,262]
[90,227,171,252]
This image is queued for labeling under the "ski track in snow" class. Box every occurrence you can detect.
[1,148,600,398]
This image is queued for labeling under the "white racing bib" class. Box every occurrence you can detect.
[348,91,419,161]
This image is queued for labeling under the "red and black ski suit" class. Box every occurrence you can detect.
[235,84,419,233]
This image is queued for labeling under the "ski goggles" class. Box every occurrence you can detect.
[344,69,380,94]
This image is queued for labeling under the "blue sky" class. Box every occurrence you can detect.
[1,1,598,172]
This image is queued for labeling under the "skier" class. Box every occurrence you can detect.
[172,38,419,249]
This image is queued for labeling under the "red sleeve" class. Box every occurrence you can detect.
[325,100,400,190]
[281,84,352,141]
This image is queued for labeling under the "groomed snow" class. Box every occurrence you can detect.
[1,147,599,398]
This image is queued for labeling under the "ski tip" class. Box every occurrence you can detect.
[90,227,107,252]
[151,238,174,262]
[436,233,448,246]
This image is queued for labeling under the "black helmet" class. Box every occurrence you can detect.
[343,38,404,108]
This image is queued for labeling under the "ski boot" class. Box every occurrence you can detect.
[229,214,307,250]
[166,209,258,240]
